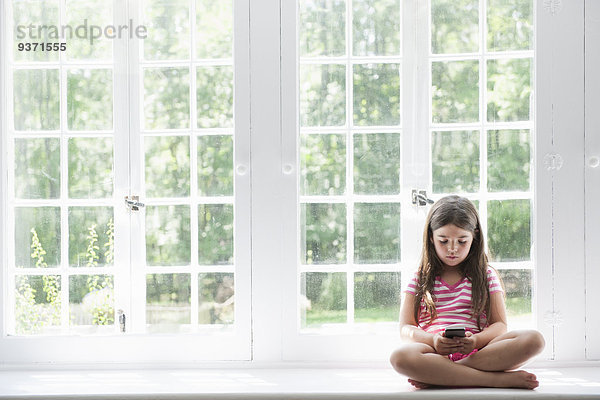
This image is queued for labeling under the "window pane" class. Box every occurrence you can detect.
[487,200,531,261]
[15,207,60,268]
[353,63,400,126]
[196,0,233,59]
[143,0,190,60]
[15,275,61,334]
[13,0,59,62]
[144,136,190,198]
[487,58,532,122]
[300,64,346,127]
[69,275,114,328]
[431,0,478,54]
[198,204,233,265]
[67,69,113,131]
[14,138,60,199]
[145,205,191,266]
[13,69,59,131]
[487,130,530,192]
[65,0,113,60]
[354,272,401,323]
[301,134,346,196]
[197,66,233,128]
[198,273,234,325]
[299,0,346,57]
[301,203,347,264]
[143,68,190,130]
[432,60,479,123]
[68,137,114,199]
[146,273,191,331]
[353,0,400,56]
[197,135,233,196]
[497,269,533,328]
[68,207,114,268]
[432,130,479,194]
[354,203,401,264]
[354,133,400,195]
[301,272,347,327]
[487,0,533,51]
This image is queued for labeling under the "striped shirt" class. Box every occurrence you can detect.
[405,267,504,334]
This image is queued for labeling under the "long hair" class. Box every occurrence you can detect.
[413,195,493,330]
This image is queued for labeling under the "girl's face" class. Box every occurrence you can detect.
[431,224,474,269]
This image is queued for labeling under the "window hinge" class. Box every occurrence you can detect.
[117,309,126,333]
[412,189,434,207]
[125,195,145,211]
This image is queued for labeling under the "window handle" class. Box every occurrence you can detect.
[125,195,145,211]
[412,189,434,206]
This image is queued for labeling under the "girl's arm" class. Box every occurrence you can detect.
[399,292,461,355]
[466,291,508,350]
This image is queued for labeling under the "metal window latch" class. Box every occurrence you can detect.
[117,309,126,333]
[125,195,145,211]
[412,189,434,207]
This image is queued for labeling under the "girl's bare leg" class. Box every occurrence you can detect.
[389,343,540,389]
[458,330,545,372]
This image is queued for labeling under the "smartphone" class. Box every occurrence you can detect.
[444,327,466,338]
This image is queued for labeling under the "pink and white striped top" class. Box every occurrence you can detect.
[405,267,504,334]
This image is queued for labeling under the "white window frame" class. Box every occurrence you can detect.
[0,0,597,365]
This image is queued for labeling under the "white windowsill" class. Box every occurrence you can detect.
[0,363,599,399]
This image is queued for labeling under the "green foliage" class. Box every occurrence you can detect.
[303,273,347,326]
[353,63,400,126]
[353,0,400,56]
[145,136,190,198]
[301,134,346,196]
[302,203,347,264]
[300,64,346,127]
[299,0,346,57]
[432,0,478,54]
[14,138,60,199]
[353,133,401,195]
[488,200,531,261]
[488,130,530,191]
[432,60,479,123]
[67,69,113,131]
[13,69,60,130]
[432,131,480,193]
[354,203,401,264]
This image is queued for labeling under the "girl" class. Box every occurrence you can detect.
[389,195,545,389]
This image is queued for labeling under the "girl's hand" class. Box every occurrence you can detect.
[433,332,462,355]
[457,331,478,354]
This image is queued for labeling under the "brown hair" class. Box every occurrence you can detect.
[413,195,494,330]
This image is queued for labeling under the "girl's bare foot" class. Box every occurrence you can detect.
[496,370,539,390]
[408,379,433,389]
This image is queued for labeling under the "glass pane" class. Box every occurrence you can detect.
[354,203,400,264]
[198,135,233,196]
[143,0,190,60]
[145,205,191,266]
[301,203,347,264]
[487,58,532,122]
[354,272,401,323]
[487,199,531,261]
[353,63,400,126]
[67,69,113,131]
[198,204,233,265]
[15,275,61,334]
[146,273,191,330]
[197,66,233,128]
[13,69,59,131]
[431,0,478,54]
[353,0,400,56]
[198,273,234,325]
[487,130,530,192]
[69,275,114,327]
[487,0,533,51]
[68,137,114,199]
[14,138,60,199]
[432,60,479,123]
[143,67,190,130]
[432,130,479,193]
[196,0,233,59]
[354,133,400,195]
[300,64,346,127]
[13,0,59,62]
[300,134,346,196]
[15,207,60,268]
[68,207,114,267]
[145,136,190,198]
[65,0,113,60]
[301,272,347,327]
[497,269,533,328]
[299,0,346,57]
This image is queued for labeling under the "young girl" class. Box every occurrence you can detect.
[390,195,545,389]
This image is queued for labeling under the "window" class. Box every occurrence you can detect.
[1,0,596,364]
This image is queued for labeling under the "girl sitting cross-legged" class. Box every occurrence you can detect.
[389,195,545,390]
